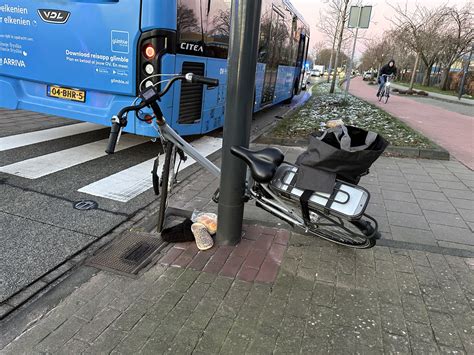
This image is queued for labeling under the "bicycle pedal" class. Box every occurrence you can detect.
[212,189,220,203]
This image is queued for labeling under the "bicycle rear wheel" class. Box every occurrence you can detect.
[157,142,176,233]
[307,215,377,249]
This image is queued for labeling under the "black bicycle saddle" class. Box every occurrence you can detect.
[230,146,284,183]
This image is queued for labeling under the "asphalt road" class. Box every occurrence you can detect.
[0,89,310,305]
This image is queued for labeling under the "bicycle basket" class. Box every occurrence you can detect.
[295,125,388,193]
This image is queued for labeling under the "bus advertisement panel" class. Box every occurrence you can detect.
[0,0,309,137]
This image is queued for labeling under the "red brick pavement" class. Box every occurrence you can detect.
[159,225,290,283]
[350,77,474,169]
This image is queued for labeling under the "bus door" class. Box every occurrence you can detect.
[261,7,284,106]
[295,33,308,94]
[0,0,141,129]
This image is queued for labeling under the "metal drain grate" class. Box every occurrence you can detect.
[73,200,98,210]
[86,231,165,276]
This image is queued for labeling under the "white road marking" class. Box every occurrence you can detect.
[0,135,148,179]
[78,136,222,202]
[0,123,102,152]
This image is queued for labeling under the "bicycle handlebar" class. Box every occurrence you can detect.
[105,73,219,154]
[105,118,122,154]
[185,73,219,87]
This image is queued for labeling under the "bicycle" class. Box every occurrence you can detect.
[106,73,381,249]
[378,74,394,104]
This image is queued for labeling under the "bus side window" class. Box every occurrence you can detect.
[206,0,231,59]
[177,0,203,54]
[258,0,273,64]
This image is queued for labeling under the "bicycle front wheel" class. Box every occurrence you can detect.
[157,142,176,233]
[307,217,377,249]
[385,88,390,103]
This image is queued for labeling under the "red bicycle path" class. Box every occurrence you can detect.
[349,77,474,170]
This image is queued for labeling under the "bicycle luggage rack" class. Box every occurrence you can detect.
[269,165,371,221]
[277,168,351,206]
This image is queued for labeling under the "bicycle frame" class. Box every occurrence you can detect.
[158,121,221,178]
[156,118,309,225]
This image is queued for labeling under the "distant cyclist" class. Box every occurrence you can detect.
[377,59,397,97]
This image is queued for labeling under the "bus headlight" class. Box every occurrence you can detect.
[145,63,155,75]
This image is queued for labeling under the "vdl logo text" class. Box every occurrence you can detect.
[3,58,26,67]
[37,9,70,24]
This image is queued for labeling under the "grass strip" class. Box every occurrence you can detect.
[272,83,434,149]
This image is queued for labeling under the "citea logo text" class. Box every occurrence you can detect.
[180,42,204,53]
[37,9,70,24]
[111,31,129,54]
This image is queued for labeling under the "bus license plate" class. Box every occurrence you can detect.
[47,86,86,103]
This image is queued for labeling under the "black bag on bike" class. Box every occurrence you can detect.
[295,125,388,194]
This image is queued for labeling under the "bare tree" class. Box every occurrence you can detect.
[177,4,199,33]
[315,48,350,68]
[318,0,353,84]
[389,3,448,86]
[436,5,474,90]
[330,0,352,93]
[311,41,326,64]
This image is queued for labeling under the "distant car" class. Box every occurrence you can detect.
[310,69,321,77]
[363,71,374,79]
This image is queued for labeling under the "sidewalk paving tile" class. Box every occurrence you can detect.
[457,209,474,223]
[382,190,416,203]
[413,189,449,202]
[417,198,457,213]
[387,211,430,231]
[407,181,441,192]
[450,197,474,210]
[391,226,438,245]
[430,224,474,245]
[384,200,423,215]
[425,210,468,229]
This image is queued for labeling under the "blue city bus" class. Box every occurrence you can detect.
[0,0,310,137]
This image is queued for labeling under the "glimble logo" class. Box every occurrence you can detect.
[37,9,70,24]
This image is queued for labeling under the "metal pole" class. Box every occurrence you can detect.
[458,45,473,100]
[345,7,362,95]
[216,0,262,246]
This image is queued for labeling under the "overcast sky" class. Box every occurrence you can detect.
[291,0,472,58]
